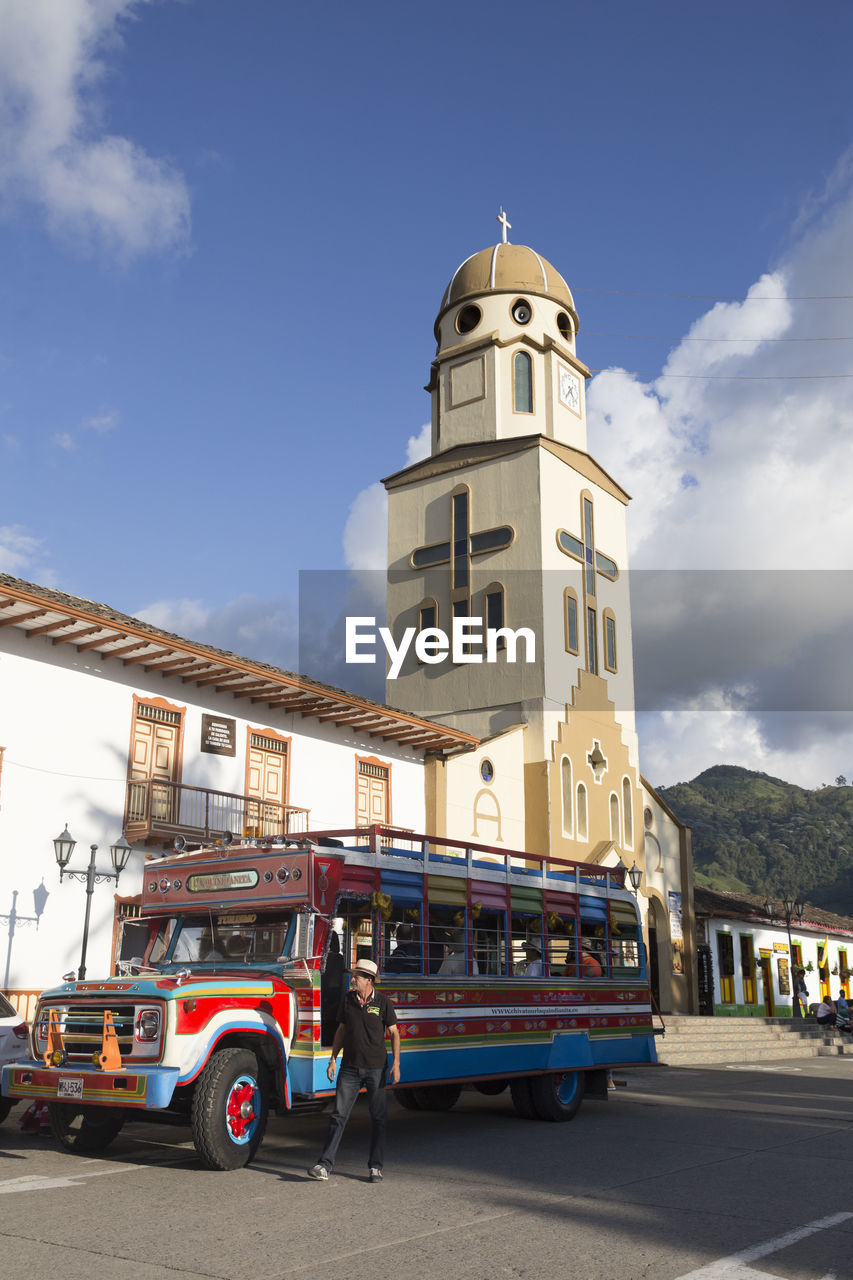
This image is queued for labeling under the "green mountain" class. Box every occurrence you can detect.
[657,765,853,915]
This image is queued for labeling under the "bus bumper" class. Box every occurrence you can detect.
[2,1060,181,1110]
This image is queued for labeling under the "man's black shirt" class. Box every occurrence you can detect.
[336,986,397,1069]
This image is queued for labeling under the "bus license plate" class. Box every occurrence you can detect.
[57,1076,83,1100]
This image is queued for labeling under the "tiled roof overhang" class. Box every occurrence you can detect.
[0,575,479,756]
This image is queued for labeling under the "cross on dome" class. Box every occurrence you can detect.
[496,207,512,244]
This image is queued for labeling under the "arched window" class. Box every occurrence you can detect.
[564,588,579,655]
[561,757,573,836]
[484,582,505,653]
[418,598,438,632]
[604,609,617,672]
[609,792,621,843]
[622,776,633,849]
[576,783,588,840]
[513,352,533,413]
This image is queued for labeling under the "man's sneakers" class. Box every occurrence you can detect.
[369,1167,383,1182]
[307,1163,329,1181]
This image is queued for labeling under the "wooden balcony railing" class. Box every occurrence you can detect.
[125,779,310,844]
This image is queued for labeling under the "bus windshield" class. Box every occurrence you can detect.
[147,911,295,968]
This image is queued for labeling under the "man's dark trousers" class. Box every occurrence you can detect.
[318,1064,387,1170]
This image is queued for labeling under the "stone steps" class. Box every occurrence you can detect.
[655,1014,853,1066]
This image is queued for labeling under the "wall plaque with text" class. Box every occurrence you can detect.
[201,714,237,756]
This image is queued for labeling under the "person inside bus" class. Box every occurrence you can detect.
[580,948,603,978]
[199,929,224,962]
[517,938,543,977]
[438,928,479,975]
[385,923,421,974]
[321,932,345,1043]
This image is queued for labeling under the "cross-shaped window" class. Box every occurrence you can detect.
[410,487,514,581]
[556,494,618,676]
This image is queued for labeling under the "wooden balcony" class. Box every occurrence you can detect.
[125,779,310,845]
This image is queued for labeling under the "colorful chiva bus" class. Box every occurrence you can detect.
[3,827,657,1170]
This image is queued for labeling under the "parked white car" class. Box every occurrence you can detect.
[0,992,29,1123]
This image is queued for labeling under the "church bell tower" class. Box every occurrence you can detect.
[383,214,641,859]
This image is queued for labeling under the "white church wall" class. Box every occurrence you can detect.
[444,726,527,853]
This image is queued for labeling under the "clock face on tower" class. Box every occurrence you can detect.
[559,366,581,414]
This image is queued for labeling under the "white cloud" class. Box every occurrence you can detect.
[51,431,76,450]
[82,410,118,432]
[0,524,43,575]
[405,421,431,466]
[0,0,190,259]
[588,157,853,787]
[342,422,432,571]
[135,593,299,673]
[342,482,387,572]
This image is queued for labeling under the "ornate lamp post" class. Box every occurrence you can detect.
[53,826,133,980]
[764,894,805,1018]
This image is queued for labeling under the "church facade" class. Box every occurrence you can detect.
[383,226,697,1014]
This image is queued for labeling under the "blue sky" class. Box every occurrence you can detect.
[1,0,852,788]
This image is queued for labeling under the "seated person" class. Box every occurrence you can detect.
[321,933,345,1043]
[581,948,603,978]
[835,994,851,1032]
[517,938,544,977]
[225,933,252,963]
[199,929,224,962]
[438,928,479,975]
[385,923,421,974]
[816,996,837,1026]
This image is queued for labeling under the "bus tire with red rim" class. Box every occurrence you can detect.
[191,1047,269,1171]
[411,1084,462,1111]
[394,1088,424,1110]
[529,1070,585,1122]
[509,1076,538,1119]
[48,1103,125,1152]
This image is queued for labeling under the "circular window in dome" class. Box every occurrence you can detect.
[456,304,482,335]
[643,807,654,830]
[480,758,495,784]
[557,312,573,342]
[511,298,532,325]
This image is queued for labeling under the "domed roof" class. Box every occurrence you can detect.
[437,243,578,333]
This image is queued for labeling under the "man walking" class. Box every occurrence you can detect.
[307,957,400,1183]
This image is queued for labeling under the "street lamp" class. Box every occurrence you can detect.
[52,826,133,980]
[764,893,805,1019]
[628,862,643,892]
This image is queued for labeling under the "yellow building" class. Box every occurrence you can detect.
[383,221,697,1014]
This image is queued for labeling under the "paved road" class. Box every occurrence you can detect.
[1,1057,852,1280]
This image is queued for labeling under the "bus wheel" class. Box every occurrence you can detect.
[0,1098,13,1124]
[412,1084,462,1111]
[48,1103,125,1152]
[509,1077,538,1119]
[474,1080,507,1096]
[394,1088,424,1110]
[191,1047,268,1170]
[530,1070,585,1122]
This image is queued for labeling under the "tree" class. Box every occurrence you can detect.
[836,775,848,787]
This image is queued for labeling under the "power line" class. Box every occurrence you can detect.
[589,369,853,381]
[585,331,853,343]
[575,288,853,301]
